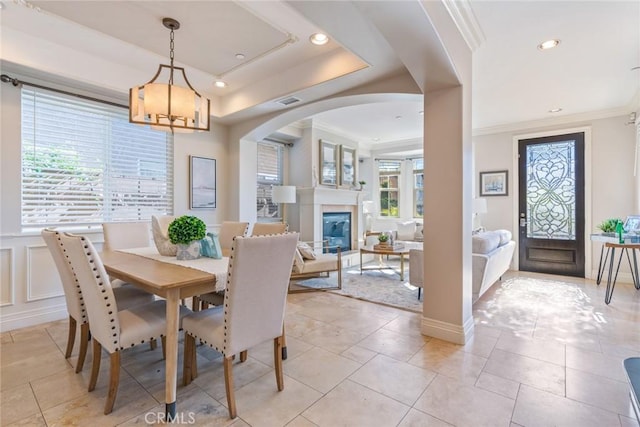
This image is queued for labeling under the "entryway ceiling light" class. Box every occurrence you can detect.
[538,39,560,50]
[214,80,227,88]
[548,107,563,113]
[309,33,329,46]
[129,17,210,133]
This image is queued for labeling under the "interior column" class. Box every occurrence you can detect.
[421,85,474,344]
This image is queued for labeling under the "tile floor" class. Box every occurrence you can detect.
[1,271,639,426]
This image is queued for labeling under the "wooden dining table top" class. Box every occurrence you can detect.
[100,250,218,299]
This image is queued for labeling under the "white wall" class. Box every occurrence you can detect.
[473,115,636,278]
[0,71,229,331]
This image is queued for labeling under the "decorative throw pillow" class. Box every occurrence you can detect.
[292,248,305,273]
[414,224,424,242]
[396,221,416,241]
[297,242,317,260]
[152,215,177,256]
[200,232,222,259]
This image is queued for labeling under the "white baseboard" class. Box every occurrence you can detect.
[1,304,67,332]
[590,269,635,284]
[421,315,475,345]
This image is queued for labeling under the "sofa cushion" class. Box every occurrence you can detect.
[300,254,338,274]
[292,248,305,273]
[472,232,501,254]
[414,224,424,242]
[297,242,316,260]
[397,221,416,241]
[495,229,512,246]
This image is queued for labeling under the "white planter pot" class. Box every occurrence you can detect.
[176,241,201,260]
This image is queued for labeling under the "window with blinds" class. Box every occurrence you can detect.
[378,160,401,217]
[413,158,424,218]
[21,87,174,228]
[256,141,283,220]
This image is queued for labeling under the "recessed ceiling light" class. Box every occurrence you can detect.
[548,107,563,113]
[538,39,560,50]
[309,33,329,46]
[214,80,227,88]
[235,53,245,60]
[395,115,402,119]
[373,137,380,142]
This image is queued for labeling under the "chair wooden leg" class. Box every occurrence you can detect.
[65,316,77,359]
[104,351,120,415]
[88,339,102,392]
[223,356,237,419]
[281,324,288,360]
[161,336,167,360]
[183,334,195,386]
[76,323,90,373]
[150,338,157,350]
[191,296,200,312]
[239,350,247,362]
[274,336,284,391]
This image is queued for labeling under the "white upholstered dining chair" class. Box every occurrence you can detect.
[41,229,155,373]
[59,232,190,414]
[193,221,250,311]
[102,221,151,252]
[182,233,299,419]
[251,222,288,236]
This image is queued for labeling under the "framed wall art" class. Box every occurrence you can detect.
[479,170,508,196]
[340,145,356,189]
[319,139,338,186]
[190,156,216,209]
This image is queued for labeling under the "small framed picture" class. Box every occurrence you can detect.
[190,156,216,209]
[319,139,339,186]
[623,215,640,233]
[340,145,356,189]
[479,170,508,196]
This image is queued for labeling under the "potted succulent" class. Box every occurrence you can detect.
[597,218,622,236]
[168,215,206,260]
[357,180,366,191]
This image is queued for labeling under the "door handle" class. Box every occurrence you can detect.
[520,218,527,227]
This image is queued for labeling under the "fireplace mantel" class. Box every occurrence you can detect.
[296,187,363,249]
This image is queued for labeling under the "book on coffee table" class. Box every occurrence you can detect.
[373,243,405,251]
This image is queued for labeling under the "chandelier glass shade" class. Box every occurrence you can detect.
[129,18,210,132]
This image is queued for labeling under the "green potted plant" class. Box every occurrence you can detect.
[377,232,390,244]
[597,218,622,236]
[168,215,206,260]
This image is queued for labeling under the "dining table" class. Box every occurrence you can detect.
[100,248,225,421]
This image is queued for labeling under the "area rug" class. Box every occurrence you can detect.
[290,260,422,313]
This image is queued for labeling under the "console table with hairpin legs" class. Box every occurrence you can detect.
[601,241,640,304]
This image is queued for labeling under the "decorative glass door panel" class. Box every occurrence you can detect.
[518,133,585,277]
[526,140,576,240]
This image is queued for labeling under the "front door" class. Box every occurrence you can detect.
[518,132,585,277]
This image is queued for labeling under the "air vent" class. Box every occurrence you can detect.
[276,96,301,106]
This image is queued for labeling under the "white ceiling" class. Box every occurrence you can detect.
[1,0,638,146]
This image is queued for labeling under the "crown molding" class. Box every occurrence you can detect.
[312,119,365,143]
[473,106,632,137]
[441,0,485,52]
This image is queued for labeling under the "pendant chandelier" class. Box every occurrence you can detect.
[129,18,210,132]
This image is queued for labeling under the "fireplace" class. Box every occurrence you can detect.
[322,212,351,253]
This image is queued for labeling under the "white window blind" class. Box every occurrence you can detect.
[21,87,174,228]
[256,141,283,220]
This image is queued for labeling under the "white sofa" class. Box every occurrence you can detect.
[408,229,515,303]
[472,230,515,302]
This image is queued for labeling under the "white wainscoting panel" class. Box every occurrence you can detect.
[26,245,64,302]
[0,248,14,306]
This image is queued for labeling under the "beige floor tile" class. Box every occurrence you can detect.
[283,347,360,393]
[292,302,350,323]
[357,327,427,361]
[0,383,41,425]
[340,345,378,364]
[296,322,370,354]
[285,416,319,427]
[397,408,454,426]
[566,367,637,418]
[284,312,329,339]
[483,348,565,396]
[408,339,488,384]
[413,374,515,427]
[245,335,313,368]
[382,313,425,339]
[512,384,621,427]
[495,334,566,366]
[566,345,628,382]
[232,373,322,427]
[349,354,436,405]
[42,375,158,426]
[31,368,91,411]
[461,331,498,358]
[619,415,640,427]
[1,331,14,344]
[303,379,409,426]
[1,347,71,391]
[329,308,393,335]
[4,413,47,427]
[475,372,520,400]
[193,357,273,402]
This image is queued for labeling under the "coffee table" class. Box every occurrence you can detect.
[360,244,411,280]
